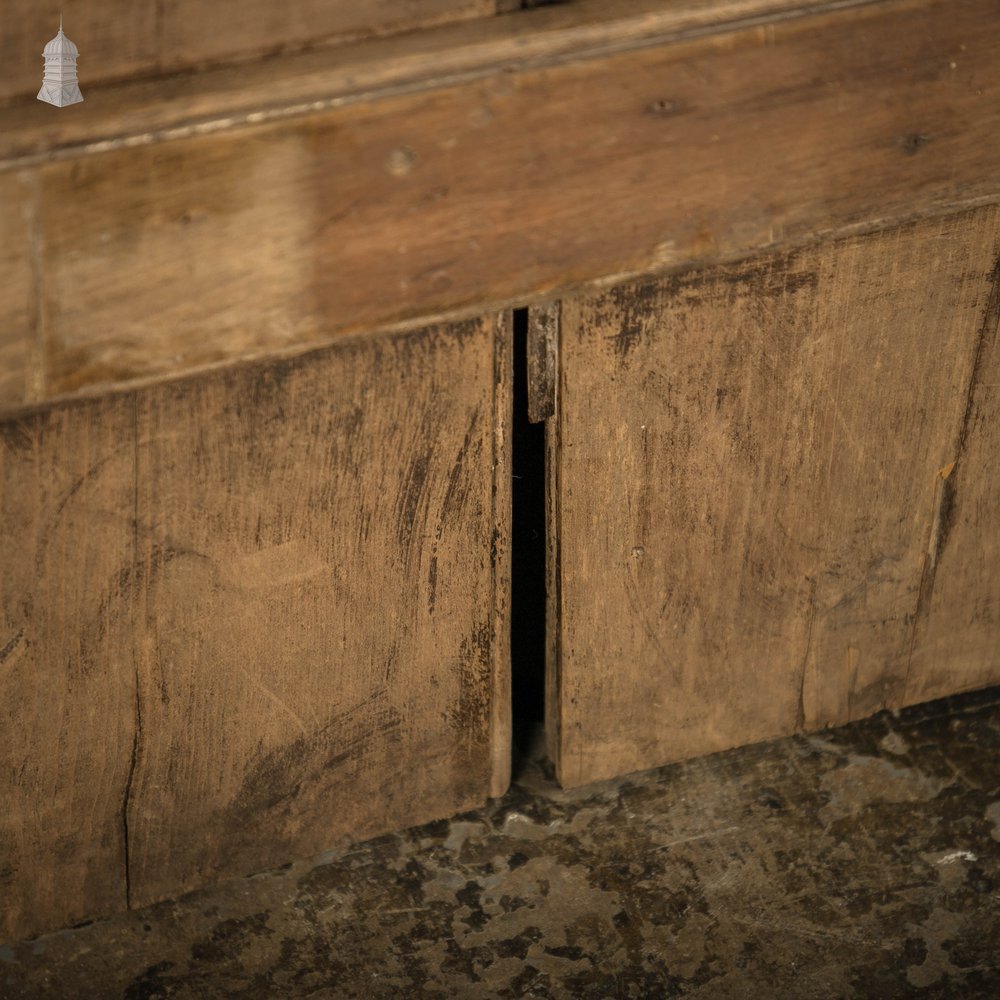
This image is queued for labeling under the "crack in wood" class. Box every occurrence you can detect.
[121,696,140,911]
[122,394,142,910]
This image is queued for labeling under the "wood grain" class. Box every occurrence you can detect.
[0,0,866,149]
[0,0,497,105]
[551,204,1000,787]
[0,395,137,940]
[0,314,511,939]
[2,0,998,406]
[906,254,1000,705]
[527,302,558,424]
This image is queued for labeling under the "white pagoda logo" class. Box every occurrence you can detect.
[38,17,83,107]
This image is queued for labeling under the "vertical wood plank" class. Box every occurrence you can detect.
[544,358,563,770]
[127,317,508,907]
[0,396,136,941]
[907,255,1000,703]
[553,205,1000,787]
[1,314,510,937]
[490,310,513,798]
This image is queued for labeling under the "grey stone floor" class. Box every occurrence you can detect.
[3,690,999,999]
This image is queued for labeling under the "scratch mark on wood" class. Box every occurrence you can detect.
[236,666,311,736]
[846,645,861,720]
[428,554,438,615]
[0,630,25,677]
[53,454,117,518]
[953,254,1000,467]
[624,558,675,675]
[654,825,740,851]
[926,462,957,574]
[121,703,139,911]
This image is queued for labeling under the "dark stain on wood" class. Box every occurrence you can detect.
[0,629,24,667]
[0,419,35,454]
[899,132,932,156]
[645,98,688,119]
[230,696,403,822]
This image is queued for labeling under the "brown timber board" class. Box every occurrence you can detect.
[0,0,498,105]
[551,203,1000,787]
[906,253,1000,706]
[0,394,137,942]
[0,0,872,143]
[1,0,999,407]
[0,313,511,941]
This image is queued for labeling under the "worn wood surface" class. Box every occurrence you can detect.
[551,204,1000,787]
[526,302,558,424]
[0,0,497,105]
[1,0,998,407]
[0,314,511,941]
[0,0,860,147]
[0,395,137,943]
[906,256,1000,706]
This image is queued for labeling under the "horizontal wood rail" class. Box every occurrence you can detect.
[0,0,503,106]
[1,0,997,410]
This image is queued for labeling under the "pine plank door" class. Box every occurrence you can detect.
[548,206,1000,787]
[0,313,511,941]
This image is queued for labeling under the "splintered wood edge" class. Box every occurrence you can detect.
[490,308,514,798]
[526,302,559,424]
[0,0,881,168]
[544,315,563,780]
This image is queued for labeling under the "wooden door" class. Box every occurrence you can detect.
[0,313,511,941]
[548,205,1000,787]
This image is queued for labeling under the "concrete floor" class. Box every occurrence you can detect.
[3,689,999,999]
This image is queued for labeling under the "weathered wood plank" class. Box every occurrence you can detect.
[0,0,497,105]
[2,0,998,405]
[0,0,865,149]
[0,395,137,941]
[906,257,1000,705]
[551,204,1000,787]
[490,309,514,798]
[0,314,511,938]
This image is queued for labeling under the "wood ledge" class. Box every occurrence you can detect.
[0,0,884,169]
[1,0,996,409]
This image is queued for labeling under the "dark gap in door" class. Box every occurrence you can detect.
[510,307,547,778]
